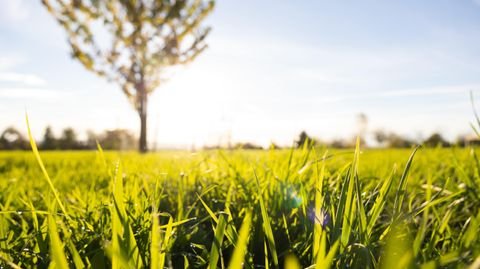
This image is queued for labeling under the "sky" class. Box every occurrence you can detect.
[1,0,480,148]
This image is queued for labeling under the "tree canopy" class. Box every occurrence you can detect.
[42,0,215,152]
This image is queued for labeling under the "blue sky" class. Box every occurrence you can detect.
[1,0,480,147]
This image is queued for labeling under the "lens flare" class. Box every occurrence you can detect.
[308,207,331,228]
[283,186,303,210]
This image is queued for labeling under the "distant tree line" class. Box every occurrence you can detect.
[1,126,478,151]
[203,130,474,151]
[0,126,136,151]
[295,130,479,149]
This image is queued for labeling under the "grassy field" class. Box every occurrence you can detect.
[0,143,479,268]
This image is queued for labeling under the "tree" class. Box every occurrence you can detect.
[424,133,450,147]
[99,129,136,150]
[374,129,388,146]
[41,126,57,150]
[296,131,317,148]
[85,130,98,149]
[59,128,80,149]
[329,139,348,149]
[386,133,414,148]
[42,0,215,152]
[373,129,414,148]
[0,127,29,150]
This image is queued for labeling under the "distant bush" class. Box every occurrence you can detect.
[0,126,136,151]
[0,127,29,150]
[97,129,136,150]
[374,130,415,148]
[423,133,450,147]
[234,142,263,150]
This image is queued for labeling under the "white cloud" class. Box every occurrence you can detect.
[0,72,46,86]
[0,1,30,23]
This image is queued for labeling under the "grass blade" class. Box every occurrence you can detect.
[393,146,419,217]
[338,138,360,250]
[48,214,69,269]
[159,216,174,269]
[367,167,396,237]
[254,169,279,268]
[209,214,228,269]
[228,212,252,269]
[313,151,326,262]
[151,212,161,269]
[26,114,68,217]
[316,240,340,269]
[110,162,143,269]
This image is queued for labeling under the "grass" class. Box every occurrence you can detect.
[0,141,479,268]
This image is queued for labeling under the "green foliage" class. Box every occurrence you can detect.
[41,126,57,150]
[295,131,318,148]
[0,143,480,267]
[423,133,450,147]
[0,127,29,150]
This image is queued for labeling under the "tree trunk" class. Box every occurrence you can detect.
[139,90,148,153]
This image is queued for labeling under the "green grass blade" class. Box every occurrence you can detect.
[157,218,196,229]
[339,138,360,250]
[159,216,174,269]
[228,212,252,269]
[264,240,269,269]
[313,152,326,262]
[315,231,327,269]
[393,146,419,217]
[254,169,279,268]
[110,162,143,269]
[316,239,340,269]
[67,240,85,269]
[209,214,228,269]
[462,211,479,248]
[380,224,413,269]
[367,167,396,236]
[413,171,432,256]
[198,194,219,223]
[26,114,68,217]
[48,215,69,269]
[96,141,108,169]
[151,212,161,269]
[198,193,240,250]
[355,174,367,243]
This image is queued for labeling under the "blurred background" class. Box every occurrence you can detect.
[1,0,480,150]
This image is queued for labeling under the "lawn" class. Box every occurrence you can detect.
[0,145,478,268]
